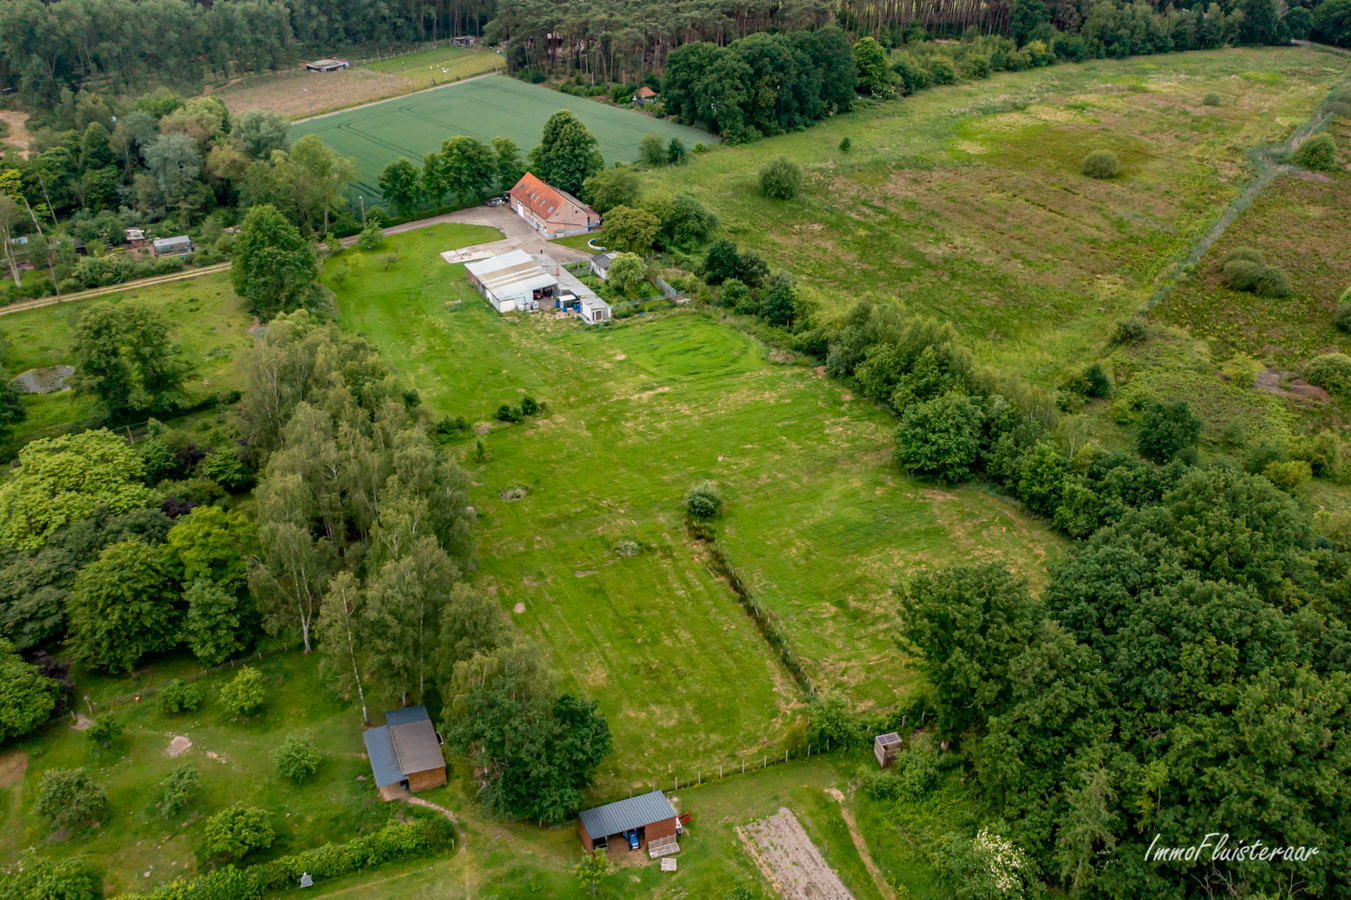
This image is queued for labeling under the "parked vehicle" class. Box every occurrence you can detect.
[624,829,640,850]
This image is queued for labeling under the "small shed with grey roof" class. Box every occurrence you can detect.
[362,706,447,793]
[577,790,678,854]
[152,235,194,257]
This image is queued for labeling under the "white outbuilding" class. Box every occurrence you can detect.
[463,249,557,313]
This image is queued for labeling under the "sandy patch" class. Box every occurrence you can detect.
[166,736,192,758]
[71,713,94,731]
[740,808,854,900]
[0,110,33,152]
[513,602,526,614]
[0,749,28,788]
[205,751,229,764]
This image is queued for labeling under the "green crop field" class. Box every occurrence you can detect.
[326,224,1064,795]
[290,76,712,203]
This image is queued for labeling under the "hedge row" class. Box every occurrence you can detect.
[120,818,455,900]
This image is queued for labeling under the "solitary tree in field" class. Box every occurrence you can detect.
[231,204,317,319]
[378,157,421,217]
[575,849,611,896]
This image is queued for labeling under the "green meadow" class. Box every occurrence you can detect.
[363,45,503,92]
[290,76,711,203]
[328,224,1064,794]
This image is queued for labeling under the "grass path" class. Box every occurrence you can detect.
[834,791,897,900]
[0,263,232,317]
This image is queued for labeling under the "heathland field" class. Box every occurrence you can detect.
[647,47,1349,386]
[328,225,1064,793]
[291,76,711,202]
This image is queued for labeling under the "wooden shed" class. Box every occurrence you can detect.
[874,732,902,768]
[362,706,447,792]
[578,790,679,857]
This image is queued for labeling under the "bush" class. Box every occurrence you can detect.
[1263,460,1312,493]
[273,734,322,783]
[1305,353,1351,396]
[0,638,58,742]
[1203,93,1221,106]
[1112,318,1148,345]
[520,395,539,416]
[1137,401,1202,464]
[1222,258,1263,292]
[357,221,385,250]
[35,768,107,829]
[1334,300,1351,333]
[197,448,252,490]
[86,713,126,748]
[204,803,274,860]
[1292,133,1338,172]
[1252,265,1293,298]
[759,157,803,200]
[894,393,985,482]
[839,136,852,152]
[4,851,102,900]
[220,666,265,717]
[152,763,201,819]
[685,481,723,519]
[495,403,523,423]
[1081,150,1120,179]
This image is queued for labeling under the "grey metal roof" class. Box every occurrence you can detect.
[578,790,677,839]
[362,725,403,788]
[390,718,445,774]
[153,236,192,250]
[386,705,430,727]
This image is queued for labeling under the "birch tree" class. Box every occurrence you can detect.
[317,571,369,723]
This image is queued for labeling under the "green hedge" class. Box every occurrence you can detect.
[119,818,455,900]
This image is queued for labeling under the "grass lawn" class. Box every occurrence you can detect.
[364,45,503,91]
[0,272,254,447]
[291,76,712,204]
[326,224,1064,795]
[0,650,410,896]
[644,47,1348,386]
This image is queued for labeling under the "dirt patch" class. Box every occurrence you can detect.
[1295,171,1332,184]
[513,602,526,614]
[14,365,74,394]
[739,807,855,900]
[205,751,229,764]
[71,713,93,731]
[165,736,192,758]
[0,110,33,152]
[217,67,410,120]
[1254,367,1331,403]
[500,487,527,500]
[0,749,28,788]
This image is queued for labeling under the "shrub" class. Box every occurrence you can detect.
[520,395,539,416]
[1305,353,1351,396]
[35,768,107,829]
[0,638,58,742]
[495,403,523,423]
[1222,247,1264,266]
[1221,258,1262,292]
[1263,460,1312,493]
[204,803,275,860]
[685,481,723,519]
[929,57,957,84]
[759,157,803,200]
[962,54,992,79]
[839,136,852,152]
[197,448,252,490]
[720,277,752,313]
[894,393,985,482]
[86,713,126,748]
[1081,150,1120,179]
[1202,93,1221,106]
[1137,401,1202,464]
[152,763,201,819]
[1334,300,1351,333]
[273,734,322,783]
[1252,265,1293,298]
[220,666,265,717]
[4,851,102,900]
[357,221,385,250]
[1112,318,1148,346]
[1292,133,1338,172]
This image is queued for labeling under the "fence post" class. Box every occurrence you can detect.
[742,760,745,775]
[698,771,700,785]
[763,755,766,769]
[675,775,677,793]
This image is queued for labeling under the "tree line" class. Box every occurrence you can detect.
[0,0,498,104]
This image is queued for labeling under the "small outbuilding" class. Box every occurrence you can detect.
[633,86,658,104]
[450,35,476,46]
[589,251,616,282]
[306,58,350,72]
[874,732,902,768]
[464,249,557,313]
[578,790,679,855]
[362,706,447,793]
[152,235,194,257]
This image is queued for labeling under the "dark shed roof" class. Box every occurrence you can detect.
[386,705,431,727]
[579,790,677,839]
[363,726,402,788]
[391,719,444,773]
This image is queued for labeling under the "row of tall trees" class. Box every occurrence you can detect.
[0,0,497,104]
[238,312,611,823]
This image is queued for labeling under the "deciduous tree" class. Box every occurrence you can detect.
[67,540,179,673]
[230,203,318,319]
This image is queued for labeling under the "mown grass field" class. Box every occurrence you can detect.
[327,224,1064,794]
[364,45,503,91]
[291,76,711,203]
[645,47,1349,386]
[0,273,254,446]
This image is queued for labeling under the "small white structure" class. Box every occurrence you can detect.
[306,58,350,72]
[579,294,611,325]
[874,732,902,768]
[464,249,556,313]
[152,235,194,257]
[299,873,314,888]
[589,251,616,282]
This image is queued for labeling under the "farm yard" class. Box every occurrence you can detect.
[216,45,502,121]
[291,76,712,203]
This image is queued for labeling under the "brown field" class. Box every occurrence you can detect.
[0,109,33,152]
[216,66,413,120]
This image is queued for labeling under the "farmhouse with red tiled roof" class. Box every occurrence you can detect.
[508,173,601,238]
